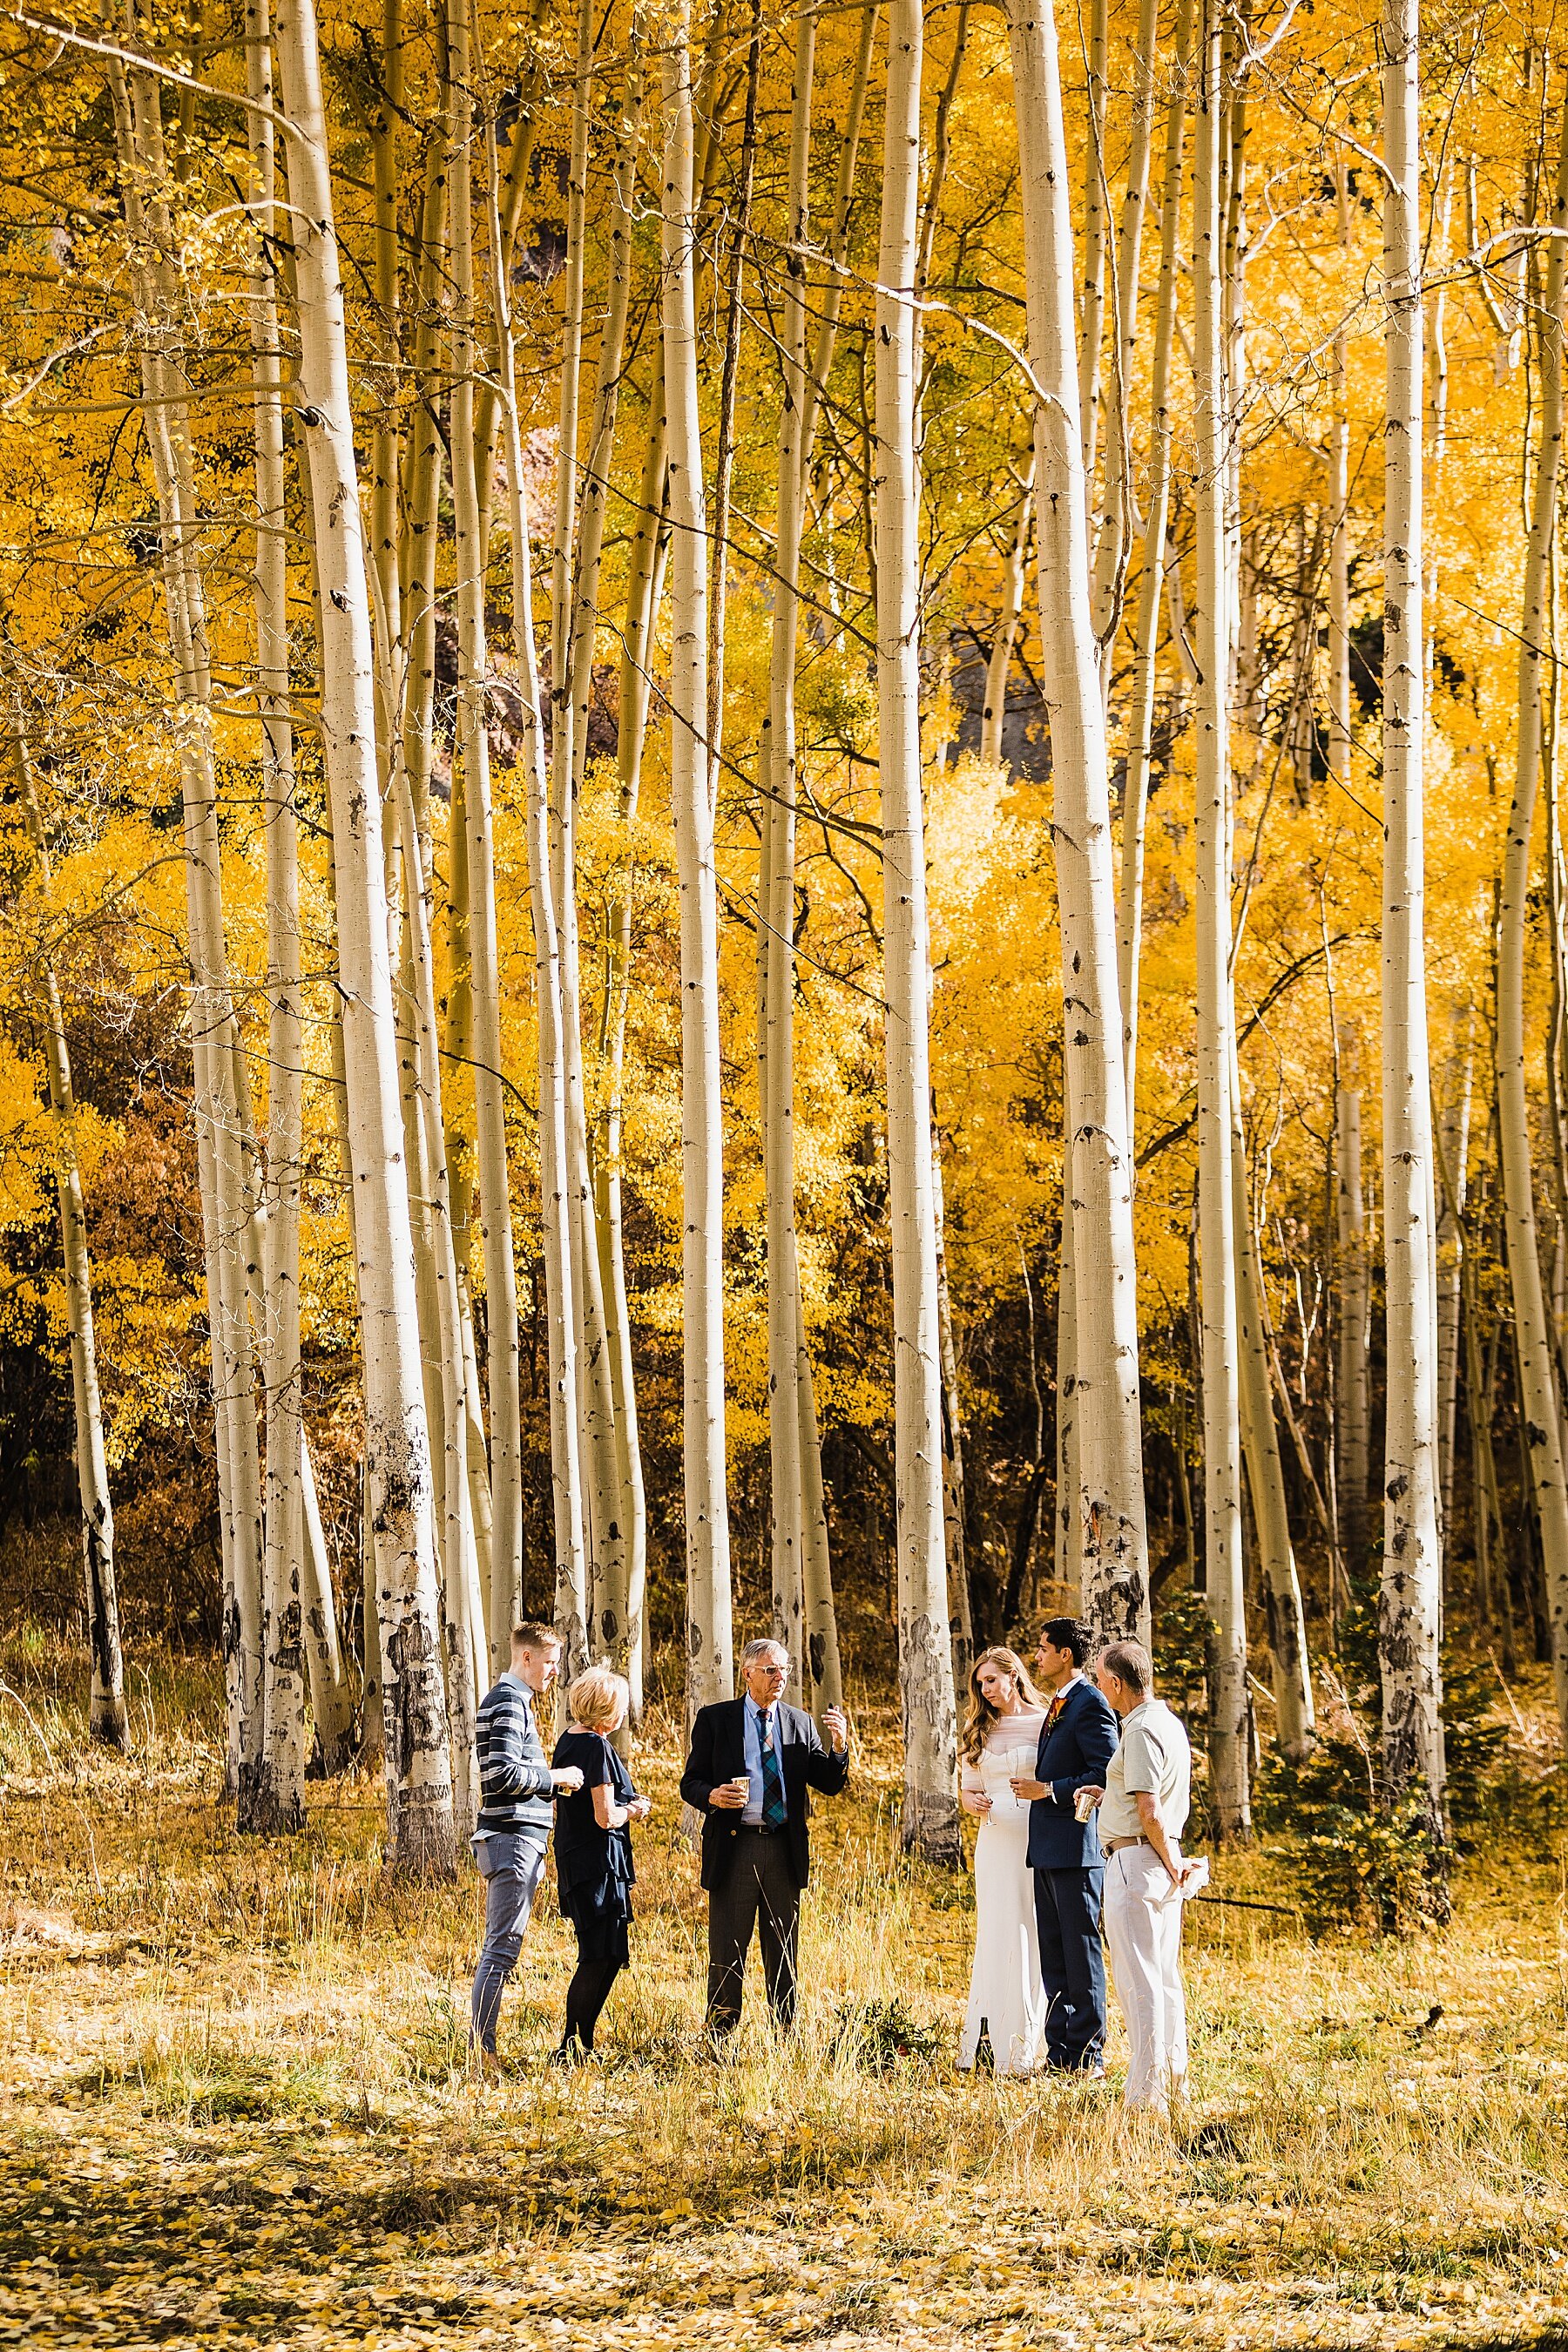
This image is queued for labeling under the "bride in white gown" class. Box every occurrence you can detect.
[957,1647,1050,2075]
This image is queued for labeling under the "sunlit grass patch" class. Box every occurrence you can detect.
[4,1633,1568,2346]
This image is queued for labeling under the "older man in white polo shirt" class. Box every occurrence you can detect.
[1078,1639,1199,2111]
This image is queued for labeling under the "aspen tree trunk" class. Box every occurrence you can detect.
[797,1293,845,1711]
[1090,0,1160,647]
[299,1447,355,1768]
[399,140,449,875]
[1380,0,1445,1826]
[797,0,880,482]
[933,1125,974,1687]
[247,0,307,1830]
[483,117,591,1666]
[1435,1009,1473,1535]
[10,725,127,1747]
[1328,161,1353,803]
[981,465,1033,767]
[1453,1159,1502,1626]
[398,126,493,1747]
[274,0,456,1875]
[1007,0,1149,1638]
[368,0,402,796]
[709,9,759,814]
[393,730,485,1825]
[110,51,265,1807]
[759,5,817,1696]
[449,0,524,1673]
[1335,1085,1372,1573]
[1193,0,1248,1839]
[753,5,847,1711]
[551,0,625,1671]
[664,0,734,1720]
[1076,0,1109,483]
[1497,85,1568,1743]
[567,51,642,1672]
[1117,0,1192,1131]
[601,365,663,1709]
[1230,1056,1314,1756]
[876,0,962,1862]
[1054,1194,1078,1584]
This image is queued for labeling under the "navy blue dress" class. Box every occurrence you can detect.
[551,1729,639,1963]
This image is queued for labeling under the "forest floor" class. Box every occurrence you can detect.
[3,1637,1568,2350]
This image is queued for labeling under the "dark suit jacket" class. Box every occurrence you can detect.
[680,1698,849,1891]
[1025,1677,1119,1872]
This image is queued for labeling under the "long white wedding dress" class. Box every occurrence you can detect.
[957,1709,1047,2075]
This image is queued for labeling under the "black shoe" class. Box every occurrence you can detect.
[549,2039,588,2067]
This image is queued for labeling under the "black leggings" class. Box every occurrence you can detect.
[563,1953,624,2051]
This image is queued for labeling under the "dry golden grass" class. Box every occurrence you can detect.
[2,1631,1567,2349]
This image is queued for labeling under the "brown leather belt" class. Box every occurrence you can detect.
[1105,1835,1150,1854]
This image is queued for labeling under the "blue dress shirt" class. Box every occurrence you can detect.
[741,1695,788,1824]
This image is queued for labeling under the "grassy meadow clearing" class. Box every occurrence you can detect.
[3,1632,1568,2350]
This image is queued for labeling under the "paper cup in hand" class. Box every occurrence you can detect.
[1073,1788,1097,1823]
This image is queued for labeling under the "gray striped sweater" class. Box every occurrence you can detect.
[475,1673,556,1842]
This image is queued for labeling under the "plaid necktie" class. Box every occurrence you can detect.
[759,1709,787,1829]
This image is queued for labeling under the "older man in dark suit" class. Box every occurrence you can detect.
[680,1637,849,2039]
[1010,1617,1119,2074]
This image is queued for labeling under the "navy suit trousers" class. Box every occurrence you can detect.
[1033,1865,1106,2070]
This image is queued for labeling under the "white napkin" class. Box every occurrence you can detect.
[1157,1855,1210,1906]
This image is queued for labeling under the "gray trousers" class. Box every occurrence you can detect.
[706,1828,801,2035]
[470,1832,547,2052]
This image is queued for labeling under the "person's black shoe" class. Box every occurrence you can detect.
[549,2039,588,2067]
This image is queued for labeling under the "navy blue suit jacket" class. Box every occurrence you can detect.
[1025,1678,1119,1872]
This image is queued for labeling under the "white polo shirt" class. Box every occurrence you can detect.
[1099,1697,1191,1844]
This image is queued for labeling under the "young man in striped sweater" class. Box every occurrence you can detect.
[470,1622,583,2067]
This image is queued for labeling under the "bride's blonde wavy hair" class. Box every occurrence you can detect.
[959,1646,1048,1765]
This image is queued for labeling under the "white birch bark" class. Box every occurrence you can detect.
[664,0,733,1719]
[1435,1008,1473,1536]
[482,115,591,1666]
[876,0,962,1862]
[760,8,817,1696]
[551,0,626,1672]
[1054,1191,1078,1584]
[1116,0,1192,1132]
[1229,1057,1314,1757]
[274,0,456,1874]
[569,53,641,1671]
[1089,0,1159,650]
[1335,1084,1372,1572]
[247,0,307,1830]
[298,1446,355,1769]
[1497,89,1568,1745]
[1076,0,1109,483]
[797,1292,845,1712]
[932,1125,973,1691]
[448,0,524,1673]
[9,720,127,1747]
[601,364,666,1714]
[1193,1,1248,1839]
[981,463,1034,767]
[109,46,265,1807]
[1379,0,1445,1824]
[1007,0,1148,1639]
[1328,159,1353,807]
[797,0,879,480]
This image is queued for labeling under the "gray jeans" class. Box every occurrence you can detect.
[470,1833,547,2053]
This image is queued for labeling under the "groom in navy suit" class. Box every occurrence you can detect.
[1010,1619,1119,2073]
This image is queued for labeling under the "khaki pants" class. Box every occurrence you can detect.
[1104,1842,1187,2110]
